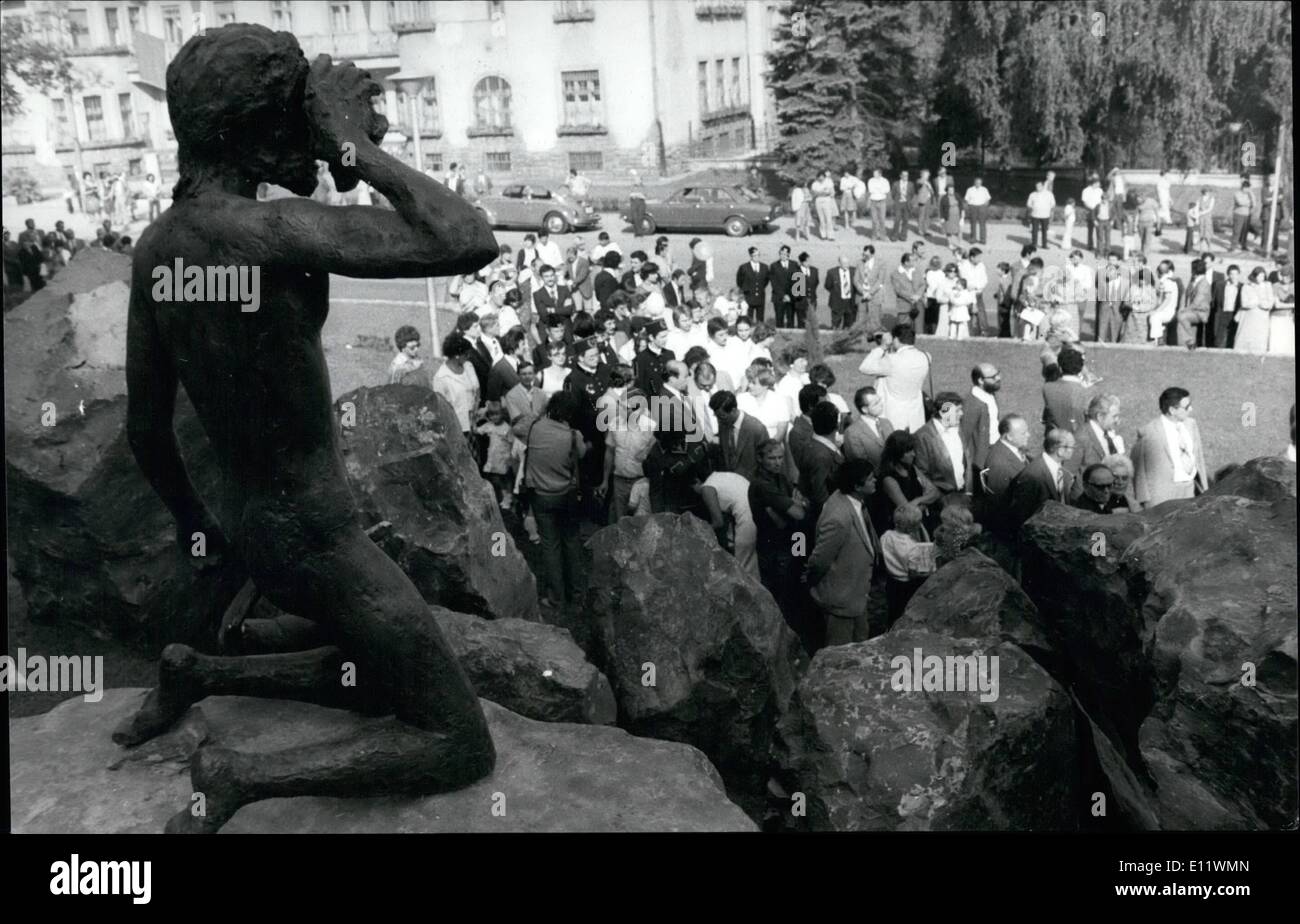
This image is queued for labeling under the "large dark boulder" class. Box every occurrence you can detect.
[433,606,616,725]
[12,690,754,832]
[335,385,538,622]
[5,249,247,649]
[584,513,802,817]
[1206,456,1296,503]
[898,548,1053,662]
[775,628,1078,831]
[1020,481,1297,830]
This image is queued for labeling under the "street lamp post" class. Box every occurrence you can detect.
[399,77,441,358]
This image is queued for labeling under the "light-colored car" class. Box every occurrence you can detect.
[624,185,782,237]
[473,183,600,234]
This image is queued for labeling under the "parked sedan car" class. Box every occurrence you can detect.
[624,185,782,237]
[473,183,600,234]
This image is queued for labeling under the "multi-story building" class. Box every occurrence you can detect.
[2,0,782,192]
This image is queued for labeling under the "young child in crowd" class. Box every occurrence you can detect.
[880,505,936,631]
[947,276,975,340]
[475,402,515,510]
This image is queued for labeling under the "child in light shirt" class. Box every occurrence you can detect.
[947,277,975,340]
[475,403,515,509]
[880,505,936,630]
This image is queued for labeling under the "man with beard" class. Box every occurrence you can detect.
[961,363,1002,470]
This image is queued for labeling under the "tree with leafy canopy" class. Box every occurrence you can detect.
[1,14,74,119]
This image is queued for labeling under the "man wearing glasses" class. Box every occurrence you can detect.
[1132,387,1208,506]
[1073,463,1121,514]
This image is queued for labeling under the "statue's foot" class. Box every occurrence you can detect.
[112,645,200,747]
[163,745,248,834]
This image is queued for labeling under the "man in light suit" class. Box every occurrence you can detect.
[1071,393,1123,476]
[890,252,925,324]
[1007,428,1079,530]
[1132,386,1208,507]
[843,385,894,469]
[913,392,975,497]
[961,363,1001,470]
[711,389,771,482]
[806,458,881,647]
[1094,252,1129,343]
[824,254,859,330]
[975,413,1030,531]
[859,324,930,433]
[854,245,885,333]
[1177,258,1212,349]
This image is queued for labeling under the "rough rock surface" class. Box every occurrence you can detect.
[775,628,1078,831]
[5,249,248,648]
[433,606,616,725]
[1206,455,1296,503]
[1020,480,1297,830]
[584,513,802,816]
[898,548,1053,662]
[336,385,538,622]
[11,689,755,833]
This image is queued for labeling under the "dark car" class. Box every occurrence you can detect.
[473,183,600,234]
[624,185,781,237]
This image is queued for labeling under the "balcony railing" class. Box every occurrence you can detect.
[297,31,399,60]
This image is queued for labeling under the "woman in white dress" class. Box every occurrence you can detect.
[735,363,792,441]
[1234,267,1274,354]
[1268,269,1294,356]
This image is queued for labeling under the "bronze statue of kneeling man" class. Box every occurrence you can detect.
[113,23,498,833]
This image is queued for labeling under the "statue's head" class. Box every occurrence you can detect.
[167,24,317,197]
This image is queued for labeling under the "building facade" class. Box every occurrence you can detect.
[2,0,783,193]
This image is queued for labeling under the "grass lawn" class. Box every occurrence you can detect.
[818,336,1293,476]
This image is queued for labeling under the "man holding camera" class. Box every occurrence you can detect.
[858,324,931,434]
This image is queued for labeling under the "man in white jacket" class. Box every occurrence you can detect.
[858,324,930,433]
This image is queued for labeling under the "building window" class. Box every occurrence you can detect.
[162,5,183,43]
[569,151,602,173]
[271,0,293,31]
[697,61,709,113]
[554,0,594,22]
[127,6,141,36]
[105,8,122,45]
[396,79,439,133]
[729,57,741,107]
[561,70,602,129]
[423,152,442,174]
[129,158,143,175]
[714,58,725,110]
[214,1,236,25]
[484,151,511,173]
[119,92,135,137]
[330,4,351,32]
[84,96,105,142]
[473,76,512,131]
[67,9,90,48]
[390,0,432,27]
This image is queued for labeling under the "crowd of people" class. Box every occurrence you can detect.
[3,217,134,297]
[382,222,1296,652]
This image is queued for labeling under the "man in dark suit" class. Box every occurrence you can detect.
[571,242,594,312]
[620,250,647,292]
[1041,347,1091,434]
[735,246,771,324]
[1007,428,1080,530]
[710,389,769,481]
[457,312,492,390]
[1073,463,1122,514]
[1208,262,1242,349]
[768,245,798,328]
[792,252,820,330]
[842,386,894,469]
[1071,393,1122,476]
[532,264,575,325]
[647,360,703,514]
[633,320,675,397]
[974,413,1030,530]
[913,392,975,497]
[485,327,526,402]
[798,401,844,527]
[663,269,692,309]
[960,363,1001,470]
[787,383,827,480]
[1004,245,1036,338]
[825,255,859,330]
[1094,252,1129,343]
